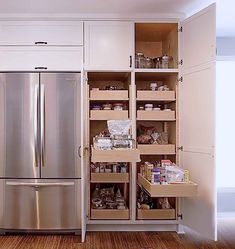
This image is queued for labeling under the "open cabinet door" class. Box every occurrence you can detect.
[179,4,216,240]
[81,71,88,242]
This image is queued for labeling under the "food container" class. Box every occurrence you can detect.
[139,106,144,110]
[112,134,134,149]
[153,107,161,111]
[150,82,158,91]
[145,57,153,68]
[94,136,113,150]
[153,57,162,68]
[113,103,124,111]
[135,52,145,68]
[145,104,153,111]
[161,55,172,69]
[92,105,102,110]
[102,103,112,110]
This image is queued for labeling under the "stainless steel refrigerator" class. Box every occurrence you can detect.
[0,72,81,232]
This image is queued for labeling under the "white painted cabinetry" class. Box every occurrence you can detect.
[0,21,83,46]
[0,46,83,71]
[84,21,133,70]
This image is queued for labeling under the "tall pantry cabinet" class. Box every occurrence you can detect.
[83,3,216,241]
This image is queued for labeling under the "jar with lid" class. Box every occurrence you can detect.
[161,55,172,69]
[113,103,124,111]
[145,57,153,68]
[135,52,145,68]
[153,57,162,69]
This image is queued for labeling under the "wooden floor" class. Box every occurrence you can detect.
[0,219,235,249]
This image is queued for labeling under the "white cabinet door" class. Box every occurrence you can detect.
[0,21,83,46]
[180,4,216,240]
[84,21,133,70]
[0,47,83,71]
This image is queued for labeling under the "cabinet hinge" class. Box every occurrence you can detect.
[178,77,183,83]
[177,213,183,220]
[178,59,183,65]
[177,146,183,151]
[178,27,183,32]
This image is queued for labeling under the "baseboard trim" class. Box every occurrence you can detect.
[87,224,178,232]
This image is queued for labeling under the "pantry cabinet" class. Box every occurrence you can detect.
[83,3,216,241]
[84,21,133,70]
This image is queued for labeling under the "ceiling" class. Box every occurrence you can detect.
[0,0,233,37]
[0,0,213,15]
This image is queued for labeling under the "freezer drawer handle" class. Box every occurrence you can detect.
[35,67,47,70]
[6,182,75,187]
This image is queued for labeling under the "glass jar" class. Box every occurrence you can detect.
[135,52,145,68]
[161,55,172,69]
[113,103,123,111]
[145,57,153,68]
[153,57,162,68]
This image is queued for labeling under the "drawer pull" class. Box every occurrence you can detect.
[35,67,47,70]
[35,41,47,45]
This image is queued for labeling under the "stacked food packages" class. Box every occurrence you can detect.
[140,160,190,184]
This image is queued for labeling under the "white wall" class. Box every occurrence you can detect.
[217,37,235,57]
[216,60,235,188]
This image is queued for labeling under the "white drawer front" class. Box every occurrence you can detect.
[0,47,83,71]
[0,21,83,45]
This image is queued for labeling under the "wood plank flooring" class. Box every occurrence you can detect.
[0,218,235,249]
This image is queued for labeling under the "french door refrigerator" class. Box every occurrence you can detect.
[0,72,81,232]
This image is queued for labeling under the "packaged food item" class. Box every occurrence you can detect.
[113,103,124,111]
[165,165,184,183]
[157,197,171,209]
[151,168,161,184]
[184,170,190,182]
[145,103,153,111]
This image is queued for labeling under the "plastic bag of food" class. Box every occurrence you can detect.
[165,165,184,183]
[107,120,131,135]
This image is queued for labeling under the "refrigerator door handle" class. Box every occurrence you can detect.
[40,84,45,167]
[34,84,40,167]
[6,182,75,187]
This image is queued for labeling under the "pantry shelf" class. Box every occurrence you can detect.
[137,144,176,155]
[90,110,129,120]
[91,147,141,163]
[137,110,175,121]
[137,209,176,220]
[90,90,129,101]
[138,174,198,197]
[91,209,130,220]
[137,91,175,101]
[91,173,129,183]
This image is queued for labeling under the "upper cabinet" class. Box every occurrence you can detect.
[0,21,83,46]
[84,21,133,70]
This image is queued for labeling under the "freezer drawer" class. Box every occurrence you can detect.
[0,179,81,230]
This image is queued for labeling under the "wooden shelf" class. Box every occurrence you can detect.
[90,89,129,100]
[137,110,175,121]
[90,110,128,120]
[134,69,178,73]
[137,209,176,220]
[137,91,175,101]
[91,147,141,163]
[91,173,129,183]
[91,209,129,220]
[138,174,198,197]
[137,144,176,155]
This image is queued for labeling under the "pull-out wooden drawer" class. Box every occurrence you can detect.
[137,144,176,155]
[90,90,129,100]
[137,91,175,101]
[91,147,140,163]
[137,110,175,121]
[90,173,129,183]
[91,209,129,220]
[138,174,198,197]
[137,209,176,220]
[90,110,129,120]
